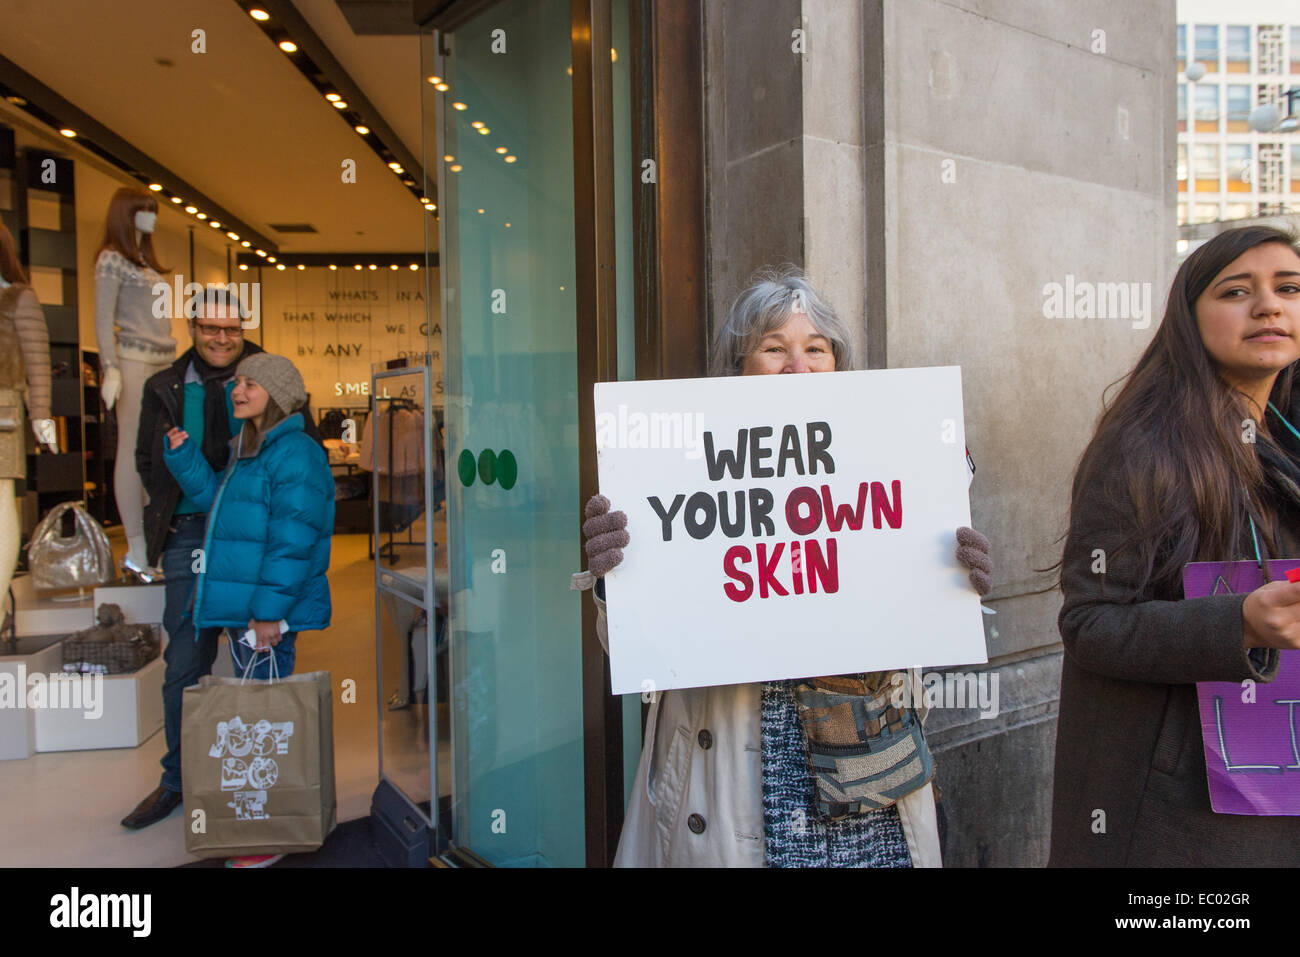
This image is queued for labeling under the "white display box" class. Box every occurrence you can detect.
[34,654,165,752]
[93,584,166,629]
[12,575,94,637]
[0,639,62,760]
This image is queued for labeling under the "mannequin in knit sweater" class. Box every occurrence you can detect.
[94,187,177,576]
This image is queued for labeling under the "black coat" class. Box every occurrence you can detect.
[1050,399,1300,866]
[135,342,323,566]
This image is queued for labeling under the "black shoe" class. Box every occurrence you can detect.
[120,786,183,829]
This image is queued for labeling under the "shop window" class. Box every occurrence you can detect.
[1225,25,1250,71]
[1194,24,1219,68]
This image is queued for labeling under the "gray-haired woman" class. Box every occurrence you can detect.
[573,265,992,867]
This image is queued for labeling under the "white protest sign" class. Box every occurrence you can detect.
[595,366,987,695]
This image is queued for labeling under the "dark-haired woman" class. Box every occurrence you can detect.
[1052,226,1300,866]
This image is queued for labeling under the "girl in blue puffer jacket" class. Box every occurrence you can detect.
[163,352,333,679]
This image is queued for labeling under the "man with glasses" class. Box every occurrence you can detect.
[120,286,321,829]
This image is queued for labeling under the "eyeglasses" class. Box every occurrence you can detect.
[193,323,244,339]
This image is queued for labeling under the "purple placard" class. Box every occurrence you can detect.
[1185,560,1300,816]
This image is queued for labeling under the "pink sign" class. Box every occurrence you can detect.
[1185,560,1300,816]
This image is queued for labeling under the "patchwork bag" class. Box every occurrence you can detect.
[792,671,936,821]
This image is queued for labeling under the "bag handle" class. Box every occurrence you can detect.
[238,641,281,685]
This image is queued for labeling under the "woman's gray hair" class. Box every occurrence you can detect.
[708,265,856,376]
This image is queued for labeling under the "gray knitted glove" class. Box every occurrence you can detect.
[956,526,992,596]
[583,494,629,578]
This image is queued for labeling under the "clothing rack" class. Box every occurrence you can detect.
[373,396,422,565]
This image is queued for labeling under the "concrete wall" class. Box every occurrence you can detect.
[704,0,1177,865]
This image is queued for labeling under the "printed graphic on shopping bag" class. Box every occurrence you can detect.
[207,716,295,821]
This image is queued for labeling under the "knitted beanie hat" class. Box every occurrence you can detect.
[236,352,306,413]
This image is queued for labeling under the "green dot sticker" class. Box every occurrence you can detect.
[478,449,498,485]
[497,450,517,490]
[457,449,476,486]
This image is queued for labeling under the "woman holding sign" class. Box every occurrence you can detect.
[573,267,993,867]
[1052,226,1300,866]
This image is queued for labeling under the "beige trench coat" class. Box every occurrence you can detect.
[572,571,943,867]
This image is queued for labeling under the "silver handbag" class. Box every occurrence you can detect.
[27,501,116,591]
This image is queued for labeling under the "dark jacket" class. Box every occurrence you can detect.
[163,412,334,631]
[1050,407,1300,865]
[136,343,323,566]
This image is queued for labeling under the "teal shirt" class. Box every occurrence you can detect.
[173,379,240,515]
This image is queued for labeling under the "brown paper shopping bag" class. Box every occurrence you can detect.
[181,667,336,858]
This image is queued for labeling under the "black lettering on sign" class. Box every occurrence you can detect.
[323,343,364,357]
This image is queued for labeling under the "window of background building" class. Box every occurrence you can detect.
[1226,143,1251,186]
[1193,142,1221,180]
[1226,84,1252,130]
[1292,26,1300,72]
[1178,24,1187,67]
[1225,25,1250,71]
[1195,202,1221,224]
[1225,202,1253,220]
[1292,143,1300,183]
[1177,142,1188,183]
[1178,203,1187,226]
[1195,24,1219,69]
[1194,83,1220,126]
[1177,83,1187,130]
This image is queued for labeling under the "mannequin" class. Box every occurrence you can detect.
[0,223,58,649]
[95,187,177,579]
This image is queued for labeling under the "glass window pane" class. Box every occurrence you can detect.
[1226,25,1250,61]
[1177,24,1187,57]
[1224,202,1252,220]
[1177,83,1187,121]
[429,0,585,867]
[1195,24,1219,60]
[1193,143,1220,177]
[1177,143,1187,181]
[1292,144,1300,181]
[1226,144,1251,182]
[1226,84,1251,120]
[1194,83,1219,121]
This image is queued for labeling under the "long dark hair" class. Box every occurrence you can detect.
[97,187,167,272]
[1067,225,1300,595]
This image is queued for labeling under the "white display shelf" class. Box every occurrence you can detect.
[0,640,62,761]
[34,654,164,752]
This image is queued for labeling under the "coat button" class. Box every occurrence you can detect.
[687,813,706,834]
[697,729,713,750]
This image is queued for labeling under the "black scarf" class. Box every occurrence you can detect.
[187,341,262,473]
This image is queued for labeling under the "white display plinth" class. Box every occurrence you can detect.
[34,654,165,752]
[93,584,166,630]
[0,640,62,760]
[12,575,94,637]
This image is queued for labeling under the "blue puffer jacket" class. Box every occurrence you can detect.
[163,412,334,631]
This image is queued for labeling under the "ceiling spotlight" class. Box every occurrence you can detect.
[185,205,198,214]
[471,121,484,129]
[388,161,401,170]
[354,124,370,135]
[332,100,348,110]
[325,93,341,102]
[368,264,377,271]
[402,178,414,186]
[148,183,163,192]
[171,196,183,204]
[443,154,454,162]
[59,128,76,138]
[267,256,277,263]
[427,75,442,84]
[409,264,419,270]
[452,101,467,111]
[196,213,208,220]
[227,231,239,240]
[279,40,298,53]
[297,264,306,270]
[249,8,270,21]
[275,263,286,270]
[209,221,221,228]
[354,264,362,270]
[434,82,449,92]
[241,240,251,247]
[5,95,27,106]
[255,249,267,257]
[329,264,337,271]
[450,164,462,172]
[239,263,249,271]
[504,155,517,163]
[478,127,491,135]
[505,222,511,228]
[477,208,485,214]
[495,147,508,154]
[423,202,435,211]
[390,264,399,270]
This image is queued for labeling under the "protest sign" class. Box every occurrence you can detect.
[594,367,988,695]
[1186,560,1300,816]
